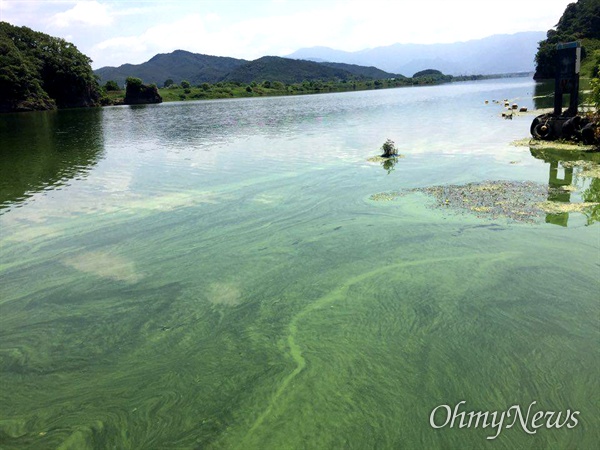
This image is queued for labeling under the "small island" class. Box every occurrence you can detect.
[123,77,162,105]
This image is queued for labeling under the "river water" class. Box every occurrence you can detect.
[0,79,598,449]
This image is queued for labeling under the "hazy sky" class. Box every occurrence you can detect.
[1,0,573,69]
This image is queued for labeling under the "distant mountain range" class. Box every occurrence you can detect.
[94,51,401,87]
[94,51,247,87]
[222,56,401,84]
[286,32,546,76]
[94,32,544,87]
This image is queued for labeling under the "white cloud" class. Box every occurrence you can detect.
[86,0,572,68]
[93,13,210,64]
[49,1,113,28]
[92,6,356,66]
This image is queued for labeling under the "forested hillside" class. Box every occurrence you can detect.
[534,0,600,79]
[94,50,248,88]
[94,52,400,87]
[315,62,400,80]
[0,22,101,112]
[222,56,388,84]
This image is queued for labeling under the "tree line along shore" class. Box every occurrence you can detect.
[1,0,599,113]
[105,73,501,106]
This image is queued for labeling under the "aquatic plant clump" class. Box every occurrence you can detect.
[380,139,398,157]
[411,181,552,223]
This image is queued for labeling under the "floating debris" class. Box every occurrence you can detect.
[551,185,578,192]
[410,181,550,223]
[369,166,600,222]
[366,155,405,163]
[405,180,600,223]
[511,138,596,151]
[536,201,599,214]
[581,166,600,178]
[558,161,600,178]
[369,191,406,201]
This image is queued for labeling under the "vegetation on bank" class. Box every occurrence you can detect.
[534,0,600,79]
[0,22,103,112]
[102,73,493,105]
[0,19,494,113]
[4,12,596,114]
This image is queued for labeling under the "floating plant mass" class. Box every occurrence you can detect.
[370,180,600,224]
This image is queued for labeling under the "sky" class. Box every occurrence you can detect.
[0,0,574,69]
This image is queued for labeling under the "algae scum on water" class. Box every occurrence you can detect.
[410,179,598,223]
[1,80,599,449]
[371,177,600,224]
[370,148,600,226]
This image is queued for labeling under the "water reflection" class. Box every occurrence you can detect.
[533,81,555,111]
[381,157,398,174]
[0,109,105,212]
[545,161,573,226]
[529,146,600,226]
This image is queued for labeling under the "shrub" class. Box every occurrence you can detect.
[104,80,120,91]
[125,77,143,90]
[381,138,398,157]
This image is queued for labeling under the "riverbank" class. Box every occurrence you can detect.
[104,74,507,105]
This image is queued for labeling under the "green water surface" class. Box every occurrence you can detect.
[0,79,598,449]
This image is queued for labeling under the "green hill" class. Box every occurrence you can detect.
[317,62,401,80]
[534,0,600,79]
[94,52,403,88]
[0,22,101,112]
[94,50,248,88]
[222,56,370,84]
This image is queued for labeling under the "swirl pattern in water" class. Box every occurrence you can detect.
[0,79,598,449]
